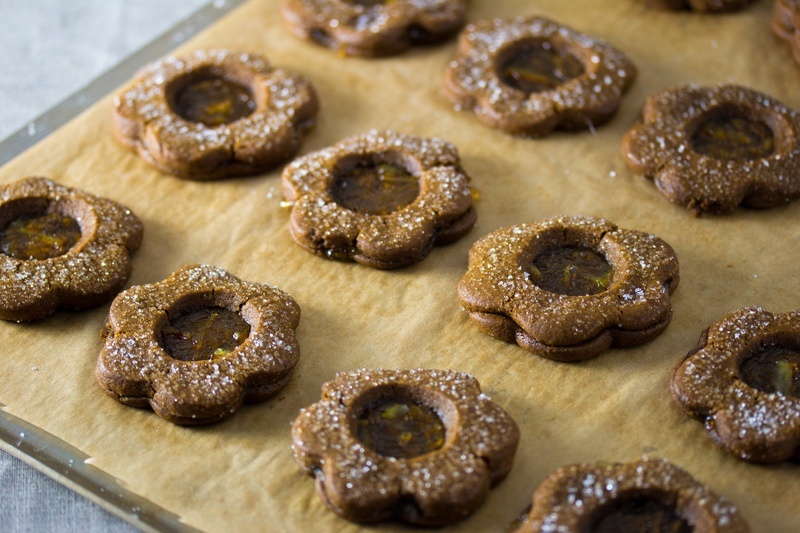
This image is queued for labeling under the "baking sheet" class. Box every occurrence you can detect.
[0,0,798,531]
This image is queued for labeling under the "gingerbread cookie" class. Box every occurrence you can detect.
[516,458,749,532]
[113,50,319,180]
[621,84,800,215]
[281,130,476,269]
[0,177,142,322]
[281,0,466,57]
[443,16,637,136]
[95,264,300,425]
[291,368,519,525]
[773,0,800,63]
[457,216,679,361]
[641,0,756,11]
[671,307,800,463]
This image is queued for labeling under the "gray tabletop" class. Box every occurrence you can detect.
[0,1,209,530]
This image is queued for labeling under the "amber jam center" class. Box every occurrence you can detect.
[740,344,800,397]
[0,212,81,260]
[691,113,774,160]
[590,498,691,533]
[530,246,613,296]
[499,39,585,93]
[161,306,250,362]
[331,159,419,216]
[356,398,445,459]
[173,76,256,127]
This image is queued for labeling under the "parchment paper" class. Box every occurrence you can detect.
[1,0,798,531]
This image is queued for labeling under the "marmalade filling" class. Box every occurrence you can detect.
[590,498,692,533]
[356,398,445,459]
[161,306,250,362]
[691,114,774,160]
[331,160,419,215]
[173,77,256,126]
[499,39,585,93]
[530,246,613,296]
[0,212,81,260]
[740,345,800,397]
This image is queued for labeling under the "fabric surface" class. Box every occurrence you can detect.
[0,459,135,532]
[0,0,206,141]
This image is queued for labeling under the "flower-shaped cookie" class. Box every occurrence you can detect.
[281,0,466,57]
[621,84,800,215]
[95,264,301,425]
[516,458,749,532]
[0,177,143,322]
[671,307,800,463]
[281,130,476,269]
[113,49,319,180]
[774,0,800,64]
[458,216,679,361]
[291,368,519,526]
[642,0,756,11]
[443,16,637,136]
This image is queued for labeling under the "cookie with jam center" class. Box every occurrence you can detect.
[621,84,800,215]
[281,0,466,57]
[95,264,301,425]
[281,130,476,269]
[515,458,749,532]
[113,49,318,180]
[671,307,800,463]
[457,216,679,361]
[291,368,519,526]
[0,177,143,322]
[443,16,637,136]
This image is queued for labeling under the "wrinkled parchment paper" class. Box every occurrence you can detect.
[1,0,798,531]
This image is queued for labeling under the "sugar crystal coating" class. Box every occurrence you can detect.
[95,264,301,425]
[113,49,319,180]
[0,177,143,322]
[281,0,466,57]
[281,130,476,269]
[621,84,800,215]
[516,458,749,532]
[671,307,800,463]
[458,216,679,361]
[443,16,637,136]
[291,368,520,526]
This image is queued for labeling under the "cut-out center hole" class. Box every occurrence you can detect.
[0,212,81,260]
[498,38,585,93]
[590,497,691,533]
[530,246,613,296]
[356,397,445,459]
[161,306,250,362]
[331,158,420,215]
[691,110,774,160]
[740,344,800,397]
[173,75,255,127]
